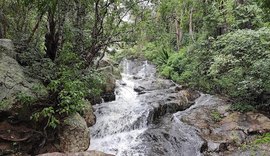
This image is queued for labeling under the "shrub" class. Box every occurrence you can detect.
[31,49,105,128]
[180,28,270,109]
[230,103,255,113]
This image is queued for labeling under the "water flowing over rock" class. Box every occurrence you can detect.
[38,151,114,156]
[89,59,270,156]
[89,59,205,156]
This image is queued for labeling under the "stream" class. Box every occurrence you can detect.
[88,59,214,156]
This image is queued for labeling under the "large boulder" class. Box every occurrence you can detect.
[0,40,34,116]
[181,95,270,154]
[99,66,117,102]
[220,112,270,134]
[0,39,15,58]
[81,100,96,127]
[59,113,90,153]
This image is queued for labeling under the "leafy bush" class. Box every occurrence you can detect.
[230,103,255,113]
[172,28,270,110]
[150,28,270,110]
[16,92,37,105]
[208,28,270,102]
[31,49,105,128]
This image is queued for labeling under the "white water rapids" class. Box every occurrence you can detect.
[88,59,216,156]
[89,60,152,155]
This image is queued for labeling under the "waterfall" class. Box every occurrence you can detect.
[89,60,150,155]
[88,59,206,156]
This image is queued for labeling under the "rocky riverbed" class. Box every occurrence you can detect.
[1,39,269,156]
[89,59,270,156]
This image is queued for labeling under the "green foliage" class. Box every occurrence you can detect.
[254,133,270,144]
[18,48,57,82]
[233,2,263,29]
[208,28,270,100]
[16,92,37,105]
[210,110,223,122]
[31,83,48,98]
[30,49,105,128]
[0,99,12,111]
[167,28,270,109]
[125,26,270,111]
[230,103,255,113]
[31,107,59,129]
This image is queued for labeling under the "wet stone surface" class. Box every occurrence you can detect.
[88,59,270,156]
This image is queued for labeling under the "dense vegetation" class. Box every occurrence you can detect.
[116,0,270,111]
[1,0,270,155]
[0,0,145,129]
[0,0,270,148]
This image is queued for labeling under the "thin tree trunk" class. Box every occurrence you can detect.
[0,11,7,38]
[27,13,44,43]
[189,7,195,43]
[175,17,183,50]
[74,0,86,54]
[45,10,59,61]
[175,17,180,51]
[86,0,100,65]
[57,1,67,51]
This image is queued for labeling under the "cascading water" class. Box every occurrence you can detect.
[89,59,217,156]
[89,59,151,155]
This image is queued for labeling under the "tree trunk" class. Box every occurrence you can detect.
[189,7,195,43]
[45,10,59,61]
[86,0,101,65]
[175,17,180,51]
[0,11,7,38]
[27,13,44,43]
[74,0,86,54]
[57,1,67,51]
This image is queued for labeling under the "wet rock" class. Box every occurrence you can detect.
[38,151,114,156]
[102,93,116,102]
[134,79,174,92]
[90,59,270,155]
[207,141,228,152]
[81,100,96,127]
[144,89,200,123]
[59,113,90,153]
[118,80,126,86]
[99,66,116,102]
[181,95,270,155]
[132,75,142,80]
[134,85,145,93]
[220,112,270,134]
[179,89,200,102]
